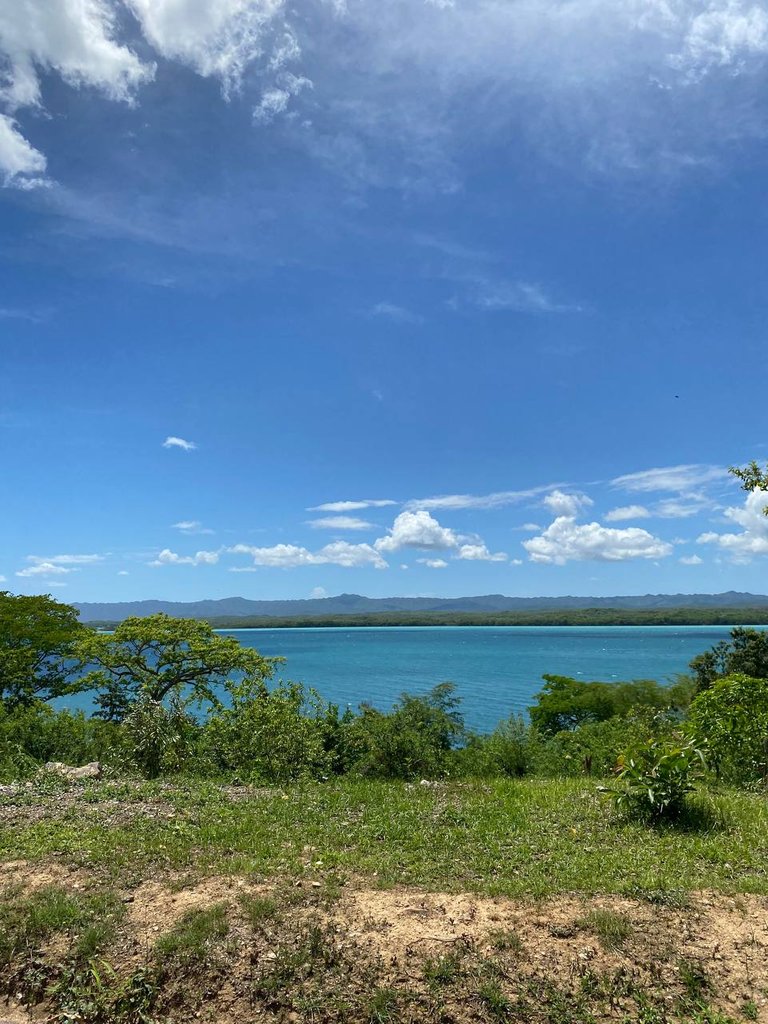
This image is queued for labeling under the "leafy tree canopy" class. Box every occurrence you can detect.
[529,674,691,736]
[75,613,282,721]
[0,592,86,707]
[689,626,768,691]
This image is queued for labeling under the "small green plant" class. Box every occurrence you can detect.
[478,979,511,1018]
[423,950,463,985]
[678,958,711,1002]
[488,929,523,954]
[741,1002,758,1021]
[155,904,229,964]
[368,987,399,1022]
[609,736,706,820]
[575,909,633,950]
[239,894,280,929]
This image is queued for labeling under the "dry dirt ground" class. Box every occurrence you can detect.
[1,859,767,1024]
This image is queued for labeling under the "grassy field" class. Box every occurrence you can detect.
[0,776,766,1023]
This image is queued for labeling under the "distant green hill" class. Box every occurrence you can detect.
[74,591,768,625]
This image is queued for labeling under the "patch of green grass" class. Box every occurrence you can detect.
[741,1001,759,1020]
[477,979,511,1019]
[678,958,712,1002]
[0,885,123,968]
[423,949,463,985]
[488,927,524,953]
[2,778,767,898]
[575,908,633,950]
[238,893,280,928]
[367,986,400,1022]
[154,904,229,964]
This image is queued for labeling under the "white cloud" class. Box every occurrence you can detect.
[697,488,768,562]
[117,570,130,575]
[604,505,650,522]
[0,114,46,186]
[128,0,286,95]
[150,548,220,566]
[162,436,197,451]
[417,558,448,569]
[653,496,711,518]
[456,543,507,563]
[307,515,373,530]
[308,499,396,512]
[375,510,459,552]
[230,540,387,569]
[310,586,327,599]
[542,490,593,518]
[612,464,726,493]
[510,559,523,566]
[679,554,703,565]
[405,485,555,512]
[370,302,422,324]
[0,575,6,582]
[462,276,578,314]
[523,518,673,565]
[172,520,214,534]
[16,562,73,578]
[26,554,104,565]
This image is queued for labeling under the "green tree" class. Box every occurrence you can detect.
[0,592,87,707]
[730,460,768,502]
[689,673,768,785]
[689,627,768,691]
[75,614,281,721]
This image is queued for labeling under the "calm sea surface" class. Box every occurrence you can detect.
[212,625,759,733]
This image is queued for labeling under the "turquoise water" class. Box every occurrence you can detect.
[214,625,754,733]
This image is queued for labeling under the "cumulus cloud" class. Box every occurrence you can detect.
[229,540,387,569]
[16,562,73,578]
[417,558,448,568]
[307,516,373,530]
[375,510,460,552]
[523,518,673,565]
[308,499,396,512]
[150,548,220,566]
[679,554,703,565]
[697,488,768,562]
[456,543,507,562]
[162,436,197,451]
[542,490,593,518]
[612,464,726,493]
[604,505,650,522]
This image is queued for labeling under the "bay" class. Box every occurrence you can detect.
[217,624,760,733]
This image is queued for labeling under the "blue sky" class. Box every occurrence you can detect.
[2,0,768,603]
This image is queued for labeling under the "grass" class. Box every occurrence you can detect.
[154,903,230,963]
[1,777,766,897]
[575,908,634,950]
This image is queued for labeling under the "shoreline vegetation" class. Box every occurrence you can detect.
[2,591,768,1022]
[87,606,768,629]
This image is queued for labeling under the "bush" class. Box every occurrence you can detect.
[457,715,540,778]
[120,695,199,778]
[529,675,691,736]
[0,702,118,780]
[343,683,465,780]
[689,674,768,786]
[609,736,706,820]
[205,678,331,783]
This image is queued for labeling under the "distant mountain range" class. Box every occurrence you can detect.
[74,591,768,622]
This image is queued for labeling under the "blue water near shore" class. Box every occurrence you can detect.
[214,625,757,733]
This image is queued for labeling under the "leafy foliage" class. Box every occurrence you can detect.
[75,613,282,721]
[689,628,768,691]
[205,677,332,783]
[610,736,706,819]
[529,674,691,736]
[344,683,465,779]
[689,674,768,785]
[0,591,86,707]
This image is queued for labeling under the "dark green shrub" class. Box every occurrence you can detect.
[204,678,331,783]
[343,683,464,779]
[456,715,540,777]
[689,674,768,786]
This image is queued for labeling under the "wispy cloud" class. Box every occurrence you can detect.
[370,302,423,324]
[163,436,197,451]
[307,516,374,530]
[604,505,650,522]
[612,464,726,493]
[172,520,214,535]
[406,485,558,512]
[307,499,396,513]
